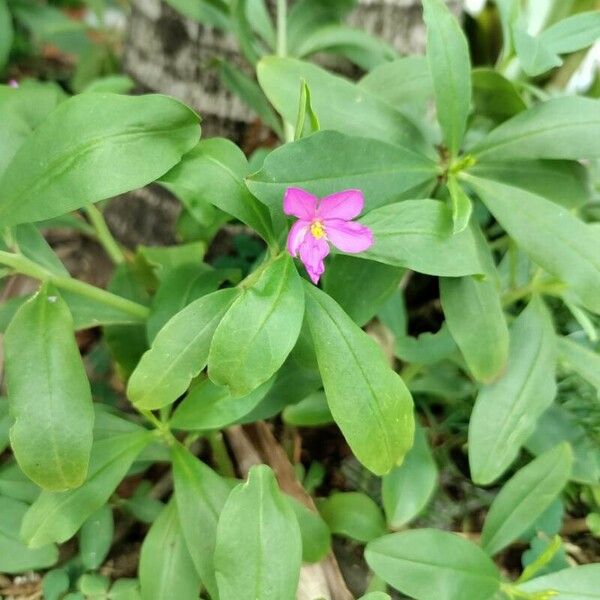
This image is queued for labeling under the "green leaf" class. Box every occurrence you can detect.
[464,174,600,314]
[146,265,235,342]
[214,465,302,600]
[0,460,39,503]
[160,138,273,243]
[287,0,355,53]
[21,430,151,547]
[79,505,114,570]
[230,0,263,64]
[257,56,428,151]
[540,11,600,55]
[170,376,273,431]
[471,68,526,123]
[218,60,282,136]
[358,56,433,110]
[109,579,142,600]
[304,283,414,475]
[208,254,304,396]
[440,275,509,383]
[359,594,391,600]
[42,569,70,600]
[246,131,437,222]
[104,265,150,379]
[127,288,237,410]
[470,160,591,209]
[318,492,386,543]
[557,336,600,392]
[78,574,110,597]
[5,285,94,490]
[163,0,229,30]
[360,200,484,277]
[481,444,572,556]
[423,0,471,156]
[0,496,58,574]
[365,529,501,600]
[468,298,557,485]
[282,391,332,427]
[136,242,206,279]
[287,496,331,563]
[82,75,135,95]
[0,398,9,454]
[171,444,231,599]
[295,24,396,70]
[294,79,320,141]
[323,255,404,326]
[0,93,200,227]
[395,324,457,366]
[447,176,472,234]
[14,223,69,276]
[0,0,13,71]
[470,96,600,161]
[526,403,600,485]
[513,24,562,77]
[382,424,438,529]
[518,564,600,599]
[139,501,200,600]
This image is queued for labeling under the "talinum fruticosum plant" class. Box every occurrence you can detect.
[1,0,600,599]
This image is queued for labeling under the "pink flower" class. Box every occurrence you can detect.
[284,187,374,284]
[8,80,18,89]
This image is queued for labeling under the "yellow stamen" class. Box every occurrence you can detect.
[310,220,326,239]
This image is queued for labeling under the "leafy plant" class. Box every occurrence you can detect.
[0,0,599,599]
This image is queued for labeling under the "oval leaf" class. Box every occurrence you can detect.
[128,288,238,410]
[5,285,94,490]
[0,93,200,226]
[481,443,572,556]
[304,283,414,475]
[139,501,200,600]
[170,377,273,431]
[464,174,600,314]
[0,496,58,574]
[214,465,302,600]
[160,138,274,243]
[360,200,484,277]
[318,492,386,543]
[21,430,151,547]
[171,443,231,600]
[257,56,428,151]
[365,529,501,600]
[382,424,438,529]
[423,0,471,156]
[208,254,305,396]
[470,96,600,161]
[518,564,600,599]
[440,275,509,383]
[469,298,557,485]
[246,130,437,218]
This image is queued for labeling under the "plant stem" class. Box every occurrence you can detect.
[275,0,295,143]
[84,204,126,265]
[0,250,149,321]
[276,0,287,57]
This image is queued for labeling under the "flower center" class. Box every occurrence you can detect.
[310,220,326,240]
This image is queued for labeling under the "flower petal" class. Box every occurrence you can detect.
[324,219,374,253]
[318,189,364,220]
[299,235,330,284]
[286,219,309,257]
[283,187,319,220]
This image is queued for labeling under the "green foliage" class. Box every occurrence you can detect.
[214,465,302,600]
[0,0,598,596]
